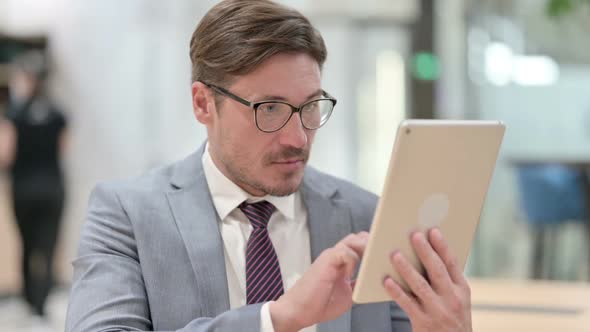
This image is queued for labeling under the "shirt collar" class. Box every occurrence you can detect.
[202,143,296,221]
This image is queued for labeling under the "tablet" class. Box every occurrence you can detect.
[352,119,505,304]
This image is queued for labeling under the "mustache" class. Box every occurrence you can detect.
[265,147,309,162]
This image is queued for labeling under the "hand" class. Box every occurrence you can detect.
[383,228,472,332]
[269,232,369,332]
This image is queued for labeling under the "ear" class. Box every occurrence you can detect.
[191,81,216,125]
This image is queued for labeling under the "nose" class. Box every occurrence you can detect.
[278,113,308,149]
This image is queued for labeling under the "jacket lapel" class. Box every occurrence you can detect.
[166,147,231,317]
[302,170,352,332]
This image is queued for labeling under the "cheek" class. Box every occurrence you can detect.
[222,124,268,162]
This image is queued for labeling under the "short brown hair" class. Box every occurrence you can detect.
[189,0,327,86]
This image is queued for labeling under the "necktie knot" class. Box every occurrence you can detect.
[239,200,276,229]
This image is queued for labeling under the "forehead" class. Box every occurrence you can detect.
[230,53,322,101]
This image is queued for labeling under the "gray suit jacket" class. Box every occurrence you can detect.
[65,146,411,332]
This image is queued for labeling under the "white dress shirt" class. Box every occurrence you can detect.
[202,146,316,332]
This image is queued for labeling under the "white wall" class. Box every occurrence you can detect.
[478,66,590,157]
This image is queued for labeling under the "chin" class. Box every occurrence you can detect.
[262,178,303,197]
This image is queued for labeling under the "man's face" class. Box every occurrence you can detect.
[196,53,322,197]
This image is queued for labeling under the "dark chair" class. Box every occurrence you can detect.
[516,165,588,280]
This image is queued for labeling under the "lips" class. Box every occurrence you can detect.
[271,159,305,172]
[266,147,308,171]
[273,159,304,164]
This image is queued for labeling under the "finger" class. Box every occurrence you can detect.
[339,232,369,258]
[390,251,437,305]
[383,277,422,319]
[428,228,467,285]
[334,243,361,278]
[410,231,453,292]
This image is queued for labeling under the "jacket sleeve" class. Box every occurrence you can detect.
[65,183,264,332]
[390,302,412,332]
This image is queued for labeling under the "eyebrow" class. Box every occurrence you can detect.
[257,89,324,103]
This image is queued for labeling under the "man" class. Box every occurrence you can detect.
[66,1,472,331]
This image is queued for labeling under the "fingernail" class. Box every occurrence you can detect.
[412,231,424,242]
[383,277,399,295]
[430,227,442,239]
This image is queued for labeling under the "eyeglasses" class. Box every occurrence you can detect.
[201,81,337,133]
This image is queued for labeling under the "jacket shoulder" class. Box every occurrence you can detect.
[93,160,181,197]
[305,167,378,232]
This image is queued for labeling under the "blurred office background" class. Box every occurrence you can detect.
[0,0,589,331]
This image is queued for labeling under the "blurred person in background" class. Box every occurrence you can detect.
[0,50,68,325]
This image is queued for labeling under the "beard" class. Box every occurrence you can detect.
[221,146,309,197]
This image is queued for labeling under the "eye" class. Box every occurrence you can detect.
[302,101,319,113]
[259,103,281,113]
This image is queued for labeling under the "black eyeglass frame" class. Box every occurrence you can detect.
[200,81,337,133]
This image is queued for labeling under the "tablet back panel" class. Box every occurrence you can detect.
[352,120,505,303]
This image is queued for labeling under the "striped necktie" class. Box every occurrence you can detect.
[239,200,284,304]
